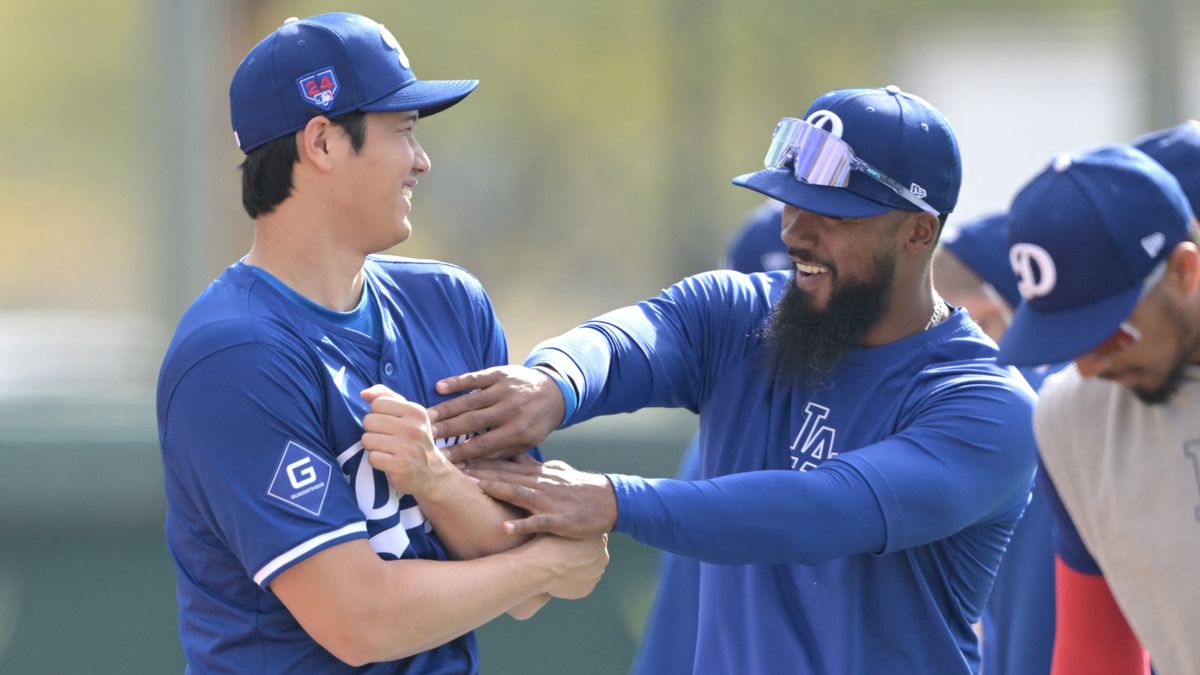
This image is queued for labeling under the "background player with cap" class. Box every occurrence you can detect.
[935,214,1064,674]
[156,12,607,672]
[998,130,1200,675]
[423,86,1038,673]
[630,200,788,675]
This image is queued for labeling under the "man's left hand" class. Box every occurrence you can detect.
[463,455,617,539]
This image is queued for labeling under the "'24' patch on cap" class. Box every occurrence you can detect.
[267,441,333,516]
[296,67,339,110]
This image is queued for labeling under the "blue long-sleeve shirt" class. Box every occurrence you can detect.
[528,270,1037,675]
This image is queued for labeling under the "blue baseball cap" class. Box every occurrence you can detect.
[1134,121,1200,218]
[230,13,479,153]
[997,145,1194,366]
[940,212,1022,308]
[722,201,789,274]
[732,86,961,218]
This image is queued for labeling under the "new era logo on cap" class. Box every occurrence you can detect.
[997,144,1193,366]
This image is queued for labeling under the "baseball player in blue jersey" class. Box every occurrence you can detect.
[425,87,1039,673]
[631,200,788,675]
[935,214,1064,674]
[156,13,607,673]
[1000,128,1200,675]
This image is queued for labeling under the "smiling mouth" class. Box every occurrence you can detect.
[795,262,829,276]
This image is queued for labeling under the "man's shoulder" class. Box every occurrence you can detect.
[366,254,485,293]
[159,274,316,401]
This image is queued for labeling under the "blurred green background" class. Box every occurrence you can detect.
[0,0,1195,672]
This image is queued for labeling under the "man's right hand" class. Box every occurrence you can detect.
[427,365,565,463]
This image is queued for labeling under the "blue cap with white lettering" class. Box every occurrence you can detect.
[230,13,478,153]
[997,145,1193,365]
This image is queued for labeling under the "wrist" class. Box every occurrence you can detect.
[530,363,577,427]
[410,451,458,503]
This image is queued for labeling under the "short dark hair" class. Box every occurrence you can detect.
[239,111,368,219]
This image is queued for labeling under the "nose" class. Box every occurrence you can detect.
[781,205,820,246]
[412,138,431,175]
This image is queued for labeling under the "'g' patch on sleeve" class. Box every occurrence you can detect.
[267,441,333,516]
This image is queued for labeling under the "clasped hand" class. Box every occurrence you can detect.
[360,384,452,498]
[464,454,618,539]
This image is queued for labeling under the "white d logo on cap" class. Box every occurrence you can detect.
[379,24,410,69]
[1010,243,1057,300]
[806,110,845,138]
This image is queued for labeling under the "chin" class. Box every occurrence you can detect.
[392,217,413,245]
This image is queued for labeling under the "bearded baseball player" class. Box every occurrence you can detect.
[427,87,1038,673]
[156,12,607,673]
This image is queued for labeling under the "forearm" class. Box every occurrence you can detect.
[526,316,700,424]
[416,467,531,559]
[274,538,555,666]
[362,552,550,661]
[608,462,886,564]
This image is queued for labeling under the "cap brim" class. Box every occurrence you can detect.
[732,168,891,218]
[997,284,1142,366]
[360,79,479,118]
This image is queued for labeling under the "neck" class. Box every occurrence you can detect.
[245,203,367,312]
[861,273,941,347]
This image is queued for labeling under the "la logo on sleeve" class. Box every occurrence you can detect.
[267,441,333,516]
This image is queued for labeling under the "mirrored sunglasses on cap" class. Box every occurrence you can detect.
[764,113,940,216]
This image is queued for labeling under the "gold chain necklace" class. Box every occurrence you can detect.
[925,297,948,331]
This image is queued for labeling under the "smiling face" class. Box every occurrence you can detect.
[763,204,916,385]
[331,110,431,253]
[780,204,908,311]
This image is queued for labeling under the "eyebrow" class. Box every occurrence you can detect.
[402,111,419,123]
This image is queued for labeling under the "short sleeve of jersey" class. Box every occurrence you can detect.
[161,340,368,588]
[834,370,1038,554]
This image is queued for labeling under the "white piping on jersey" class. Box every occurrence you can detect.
[253,522,367,587]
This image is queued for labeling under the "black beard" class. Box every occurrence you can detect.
[1133,352,1189,405]
[762,252,896,388]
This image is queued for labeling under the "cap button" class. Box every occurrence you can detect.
[885,85,902,95]
[283,16,299,24]
[1052,154,1073,173]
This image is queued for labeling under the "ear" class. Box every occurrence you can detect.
[1166,241,1200,295]
[296,116,337,172]
[902,211,939,256]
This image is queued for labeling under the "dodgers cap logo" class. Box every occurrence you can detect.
[1009,243,1057,300]
[997,144,1194,366]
